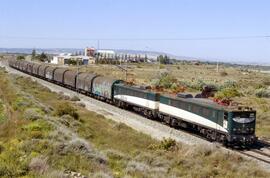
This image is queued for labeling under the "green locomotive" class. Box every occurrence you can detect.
[159,95,256,145]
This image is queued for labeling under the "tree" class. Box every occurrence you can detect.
[36,52,48,62]
[144,54,148,62]
[157,55,170,64]
[17,55,25,60]
[157,55,164,63]
[164,55,170,64]
[31,49,36,60]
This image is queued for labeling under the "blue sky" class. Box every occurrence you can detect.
[0,0,269,63]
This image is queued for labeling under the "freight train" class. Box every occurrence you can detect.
[8,59,257,146]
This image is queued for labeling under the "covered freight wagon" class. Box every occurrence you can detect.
[38,65,49,78]
[76,73,99,93]
[18,61,25,70]
[63,70,81,88]
[53,68,69,84]
[92,76,123,100]
[45,66,58,80]
[26,63,34,73]
[20,61,29,71]
[15,60,22,70]
[32,64,41,76]
[8,59,15,68]
[14,60,20,69]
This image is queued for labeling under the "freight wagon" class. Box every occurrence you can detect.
[76,73,99,94]
[92,76,123,101]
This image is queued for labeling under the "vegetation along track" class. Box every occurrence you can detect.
[2,60,270,169]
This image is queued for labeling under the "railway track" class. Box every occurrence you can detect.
[257,139,270,149]
[239,149,270,164]
[234,140,270,165]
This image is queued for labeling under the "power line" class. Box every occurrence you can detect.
[0,35,269,41]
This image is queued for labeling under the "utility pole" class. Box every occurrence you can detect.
[76,58,79,96]
[216,61,219,73]
[157,56,161,76]
[97,40,100,50]
[125,59,128,81]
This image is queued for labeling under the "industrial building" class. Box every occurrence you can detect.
[51,53,91,65]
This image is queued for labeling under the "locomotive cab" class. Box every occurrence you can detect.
[226,109,257,145]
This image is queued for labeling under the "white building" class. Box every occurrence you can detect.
[51,53,90,65]
[96,49,116,58]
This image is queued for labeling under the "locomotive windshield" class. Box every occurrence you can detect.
[232,112,255,123]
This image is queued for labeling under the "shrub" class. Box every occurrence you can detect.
[219,71,228,76]
[0,101,6,121]
[159,138,176,150]
[262,78,270,86]
[43,170,66,178]
[22,120,51,139]
[92,172,113,178]
[24,108,43,121]
[148,138,177,151]
[76,102,86,108]
[150,79,160,88]
[16,55,25,60]
[159,64,165,69]
[12,97,32,111]
[126,161,150,174]
[30,131,44,139]
[159,72,177,88]
[29,156,49,174]
[0,144,4,153]
[214,88,241,100]
[255,88,270,98]
[55,102,79,120]
[70,95,80,101]
[185,79,206,90]
[221,80,238,89]
[113,122,126,131]
[57,92,70,100]
[170,83,178,90]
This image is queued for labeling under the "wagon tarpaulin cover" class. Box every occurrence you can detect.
[76,73,98,92]
[32,64,42,75]
[64,70,80,88]
[92,76,123,99]
[54,68,69,83]
[45,66,58,80]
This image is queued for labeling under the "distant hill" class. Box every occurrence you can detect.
[0,48,82,55]
[1,48,269,66]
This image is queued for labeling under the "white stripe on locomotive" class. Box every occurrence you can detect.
[114,95,159,110]
[159,103,228,133]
